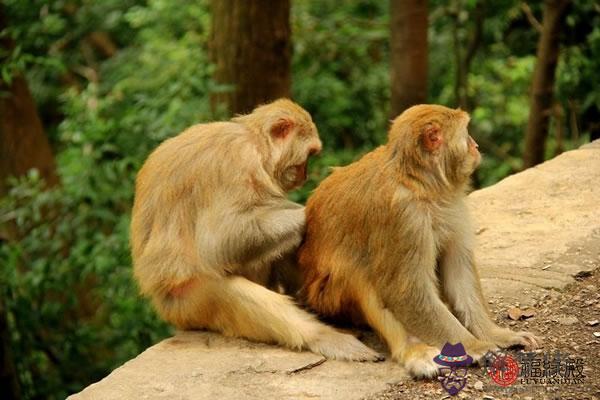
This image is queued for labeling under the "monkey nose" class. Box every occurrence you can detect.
[309,146,322,156]
[469,136,479,148]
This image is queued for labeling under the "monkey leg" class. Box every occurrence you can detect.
[439,238,541,350]
[355,280,440,378]
[158,275,382,362]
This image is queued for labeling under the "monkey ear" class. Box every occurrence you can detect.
[422,123,443,152]
[270,118,294,139]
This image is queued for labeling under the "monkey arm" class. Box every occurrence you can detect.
[439,233,541,349]
[438,233,493,335]
[384,213,486,352]
[197,200,305,270]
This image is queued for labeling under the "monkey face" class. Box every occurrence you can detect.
[256,100,322,192]
[278,130,322,191]
[389,105,482,186]
[467,134,481,169]
[457,128,481,175]
[442,118,481,181]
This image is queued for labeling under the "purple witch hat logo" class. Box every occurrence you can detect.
[433,342,474,396]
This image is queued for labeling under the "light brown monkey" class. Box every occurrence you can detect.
[298,104,540,377]
[131,99,381,361]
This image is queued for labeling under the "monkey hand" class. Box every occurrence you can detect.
[291,205,306,233]
[485,327,542,351]
[282,206,306,248]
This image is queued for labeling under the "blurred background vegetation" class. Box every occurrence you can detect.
[0,0,598,398]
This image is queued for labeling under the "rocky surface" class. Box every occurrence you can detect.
[472,140,600,305]
[69,141,600,400]
[69,331,405,400]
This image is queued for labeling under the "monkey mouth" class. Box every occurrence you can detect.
[281,162,308,191]
[473,153,482,169]
[295,162,308,182]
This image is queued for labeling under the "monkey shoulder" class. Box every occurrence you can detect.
[133,122,278,232]
[141,122,240,169]
[318,147,389,194]
[306,149,396,233]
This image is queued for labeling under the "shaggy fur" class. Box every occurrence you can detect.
[131,99,381,361]
[298,104,539,377]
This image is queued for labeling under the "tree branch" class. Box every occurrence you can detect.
[521,2,543,33]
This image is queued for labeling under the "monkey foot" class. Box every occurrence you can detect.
[307,330,384,362]
[398,344,440,379]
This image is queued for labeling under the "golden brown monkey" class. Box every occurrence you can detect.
[298,104,540,377]
[130,99,381,361]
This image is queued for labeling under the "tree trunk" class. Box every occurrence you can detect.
[0,76,58,194]
[390,0,428,117]
[210,0,291,115]
[523,0,570,168]
[0,7,58,197]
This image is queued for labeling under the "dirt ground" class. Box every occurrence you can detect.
[365,269,600,400]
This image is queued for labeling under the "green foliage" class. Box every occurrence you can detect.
[1,0,66,85]
[1,171,169,399]
[1,0,216,398]
[429,0,591,186]
[292,0,390,149]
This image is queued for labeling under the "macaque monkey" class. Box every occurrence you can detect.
[298,104,540,377]
[130,99,380,361]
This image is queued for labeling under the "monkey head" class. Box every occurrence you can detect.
[239,99,322,192]
[389,104,480,187]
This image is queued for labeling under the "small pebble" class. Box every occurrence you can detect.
[556,316,578,325]
[521,309,535,318]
